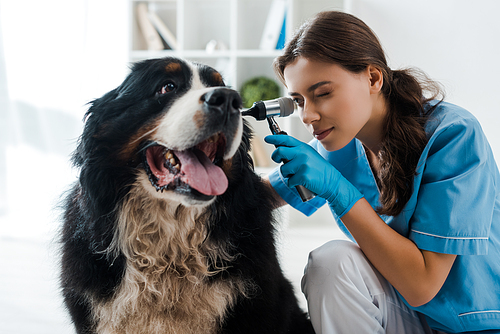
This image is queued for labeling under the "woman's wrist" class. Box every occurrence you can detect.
[325,174,364,218]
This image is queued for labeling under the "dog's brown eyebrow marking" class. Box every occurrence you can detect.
[212,72,223,85]
[165,62,182,73]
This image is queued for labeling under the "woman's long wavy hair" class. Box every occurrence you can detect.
[273,11,444,216]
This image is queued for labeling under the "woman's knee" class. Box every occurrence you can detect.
[302,239,386,299]
[307,240,364,272]
[302,240,365,291]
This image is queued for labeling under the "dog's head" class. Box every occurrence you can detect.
[74,57,244,207]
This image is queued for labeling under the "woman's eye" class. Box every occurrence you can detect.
[292,97,303,106]
[316,91,331,98]
[158,82,176,95]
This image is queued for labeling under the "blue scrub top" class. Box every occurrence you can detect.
[268,101,500,333]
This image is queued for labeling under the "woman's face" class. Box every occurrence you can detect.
[283,57,383,152]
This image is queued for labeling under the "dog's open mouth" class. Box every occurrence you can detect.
[143,133,228,197]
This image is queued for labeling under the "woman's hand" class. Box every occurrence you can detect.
[265,134,363,217]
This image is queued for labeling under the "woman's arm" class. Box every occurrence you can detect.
[264,135,457,306]
[342,198,456,307]
[265,170,455,307]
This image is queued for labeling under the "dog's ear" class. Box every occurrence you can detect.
[196,63,226,87]
[72,88,121,167]
[85,89,120,118]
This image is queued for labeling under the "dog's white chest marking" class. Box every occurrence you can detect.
[92,184,250,334]
[94,276,242,334]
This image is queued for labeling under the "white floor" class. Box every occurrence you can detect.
[0,206,348,334]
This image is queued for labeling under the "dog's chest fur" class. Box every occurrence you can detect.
[91,183,250,334]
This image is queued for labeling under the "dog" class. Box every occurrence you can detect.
[60,57,315,334]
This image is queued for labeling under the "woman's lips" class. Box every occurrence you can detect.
[314,128,333,141]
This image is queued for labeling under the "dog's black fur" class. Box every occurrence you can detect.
[60,57,314,333]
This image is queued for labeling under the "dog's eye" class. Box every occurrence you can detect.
[158,82,176,95]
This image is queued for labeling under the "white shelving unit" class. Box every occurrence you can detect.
[129,0,344,89]
[128,0,345,167]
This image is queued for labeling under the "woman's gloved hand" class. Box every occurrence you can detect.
[265,135,363,217]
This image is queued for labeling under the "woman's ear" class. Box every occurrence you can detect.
[367,65,384,94]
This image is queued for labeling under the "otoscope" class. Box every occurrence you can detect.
[241,97,316,202]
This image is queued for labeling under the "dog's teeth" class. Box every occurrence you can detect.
[165,150,173,159]
[207,134,219,143]
[170,158,176,165]
[174,164,180,170]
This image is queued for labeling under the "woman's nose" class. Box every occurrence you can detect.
[300,103,320,125]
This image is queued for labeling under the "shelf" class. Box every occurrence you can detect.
[130,49,228,60]
[130,49,283,60]
[234,50,283,58]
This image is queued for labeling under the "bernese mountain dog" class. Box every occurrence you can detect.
[60,57,314,334]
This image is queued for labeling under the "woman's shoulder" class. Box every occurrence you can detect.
[425,100,480,135]
[424,101,487,153]
[419,100,497,182]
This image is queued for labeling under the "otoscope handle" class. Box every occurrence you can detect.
[267,117,316,202]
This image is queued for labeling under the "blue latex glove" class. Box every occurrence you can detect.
[265,134,363,218]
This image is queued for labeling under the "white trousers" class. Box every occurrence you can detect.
[301,240,441,334]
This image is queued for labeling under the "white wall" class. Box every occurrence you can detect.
[0,0,130,240]
[350,0,500,159]
[0,2,131,332]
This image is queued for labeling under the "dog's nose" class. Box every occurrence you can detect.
[202,88,242,116]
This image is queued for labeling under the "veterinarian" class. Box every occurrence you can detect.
[264,11,500,334]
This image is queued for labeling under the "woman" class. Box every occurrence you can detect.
[264,11,500,334]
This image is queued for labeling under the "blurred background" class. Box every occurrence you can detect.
[1,0,499,333]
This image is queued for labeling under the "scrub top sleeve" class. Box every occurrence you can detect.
[268,166,326,217]
[409,118,495,255]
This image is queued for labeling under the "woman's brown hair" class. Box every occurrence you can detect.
[273,11,444,216]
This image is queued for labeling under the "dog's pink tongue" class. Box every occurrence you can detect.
[175,149,228,196]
